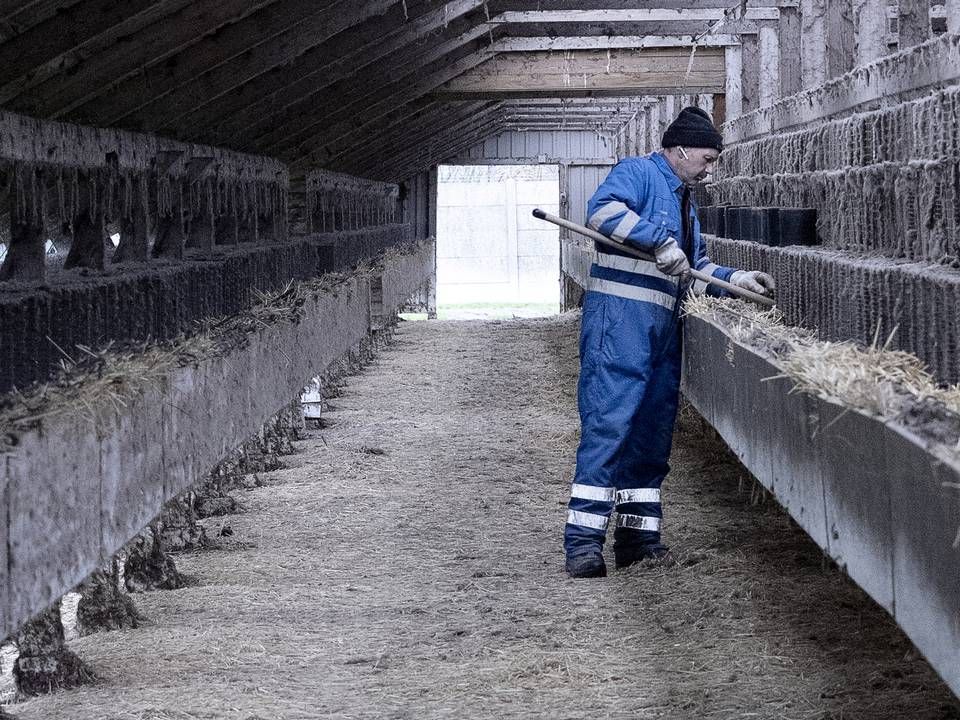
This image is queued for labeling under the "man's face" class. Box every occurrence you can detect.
[673,146,720,185]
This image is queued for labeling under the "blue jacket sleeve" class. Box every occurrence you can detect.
[585,160,676,254]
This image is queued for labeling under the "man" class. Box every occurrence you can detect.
[564,106,775,579]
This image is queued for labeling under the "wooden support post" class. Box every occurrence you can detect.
[779,6,803,96]
[0,166,46,282]
[712,93,726,128]
[239,197,257,244]
[899,0,931,47]
[427,166,438,240]
[258,209,275,243]
[214,183,240,246]
[64,172,106,271]
[663,95,676,124]
[152,181,185,260]
[636,110,648,155]
[215,205,239,246]
[827,0,855,79]
[741,34,760,113]
[114,175,150,264]
[186,180,215,254]
[758,21,780,108]
[646,106,658,152]
[853,0,888,65]
[801,0,828,89]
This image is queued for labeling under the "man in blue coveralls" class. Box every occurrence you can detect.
[564,106,775,579]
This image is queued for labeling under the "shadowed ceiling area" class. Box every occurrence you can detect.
[0,0,756,181]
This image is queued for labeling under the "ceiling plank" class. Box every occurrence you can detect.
[371,114,507,181]
[283,42,496,169]
[176,0,488,145]
[332,101,498,174]
[252,23,491,158]
[433,48,726,99]
[492,34,740,50]
[10,0,283,118]
[118,0,404,133]
[499,20,759,36]
[490,0,795,9]
[0,0,196,107]
[325,100,466,171]
[0,0,81,38]
[0,0,162,87]
[319,98,445,169]
[493,8,779,22]
[62,0,392,128]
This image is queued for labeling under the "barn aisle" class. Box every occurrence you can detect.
[13,315,959,720]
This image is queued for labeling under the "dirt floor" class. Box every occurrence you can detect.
[10,314,960,719]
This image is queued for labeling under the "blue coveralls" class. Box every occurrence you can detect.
[564,152,736,558]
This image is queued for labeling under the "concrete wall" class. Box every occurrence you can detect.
[436,165,559,306]
[0,240,435,641]
[682,312,960,699]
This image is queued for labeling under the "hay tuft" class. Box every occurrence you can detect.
[684,295,960,447]
[0,240,432,453]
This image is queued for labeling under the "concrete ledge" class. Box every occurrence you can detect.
[0,239,435,640]
[725,34,960,144]
[682,312,960,697]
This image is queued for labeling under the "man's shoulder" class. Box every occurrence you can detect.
[616,155,658,172]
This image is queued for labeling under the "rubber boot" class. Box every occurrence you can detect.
[565,552,607,578]
[613,527,670,569]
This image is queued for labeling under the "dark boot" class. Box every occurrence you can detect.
[565,552,607,578]
[613,527,670,569]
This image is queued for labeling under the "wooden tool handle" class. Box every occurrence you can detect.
[532,208,776,308]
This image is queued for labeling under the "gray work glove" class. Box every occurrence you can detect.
[654,238,690,278]
[730,270,776,296]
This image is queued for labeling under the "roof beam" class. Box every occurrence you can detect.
[432,47,725,100]
[333,102,499,175]
[490,0,795,8]
[176,0,488,146]
[358,118,500,180]
[2,0,278,116]
[326,101,472,171]
[0,1,83,40]
[119,0,406,133]
[350,107,504,178]
[333,98,649,172]
[493,34,740,51]
[372,114,507,181]
[258,26,492,160]
[287,47,494,170]
[318,98,446,169]
[64,0,399,129]
[493,8,780,22]
[228,13,487,152]
[499,19,759,37]
[0,0,161,88]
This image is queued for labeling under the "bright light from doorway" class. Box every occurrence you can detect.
[436,164,560,320]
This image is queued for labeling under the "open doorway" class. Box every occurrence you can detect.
[436,164,560,320]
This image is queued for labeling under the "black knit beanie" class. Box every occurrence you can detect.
[661,106,723,152]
